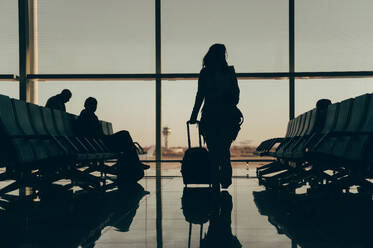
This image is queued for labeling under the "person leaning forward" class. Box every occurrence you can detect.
[45,89,72,112]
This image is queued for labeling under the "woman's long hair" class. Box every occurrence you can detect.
[202,43,228,71]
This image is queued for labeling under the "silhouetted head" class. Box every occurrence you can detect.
[84,97,98,112]
[203,43,228,71]
[60,89,72,103]
[314,99,332,132]
[316,99,331,111]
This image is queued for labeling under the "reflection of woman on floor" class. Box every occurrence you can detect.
[201,191,242,248]
[189,44,242,189]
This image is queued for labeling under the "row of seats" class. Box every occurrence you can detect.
[0,94,118,199]
[256,93,373,193]
[254,112,310,157]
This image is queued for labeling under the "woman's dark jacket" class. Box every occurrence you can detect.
[190,66,240,139]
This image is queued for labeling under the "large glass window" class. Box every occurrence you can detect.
[6,0,373,167]
[295,78,373,115]
[296,0,373,71]
[238,80,288,146]
[161,79,288,154]
[162,81,196,150]
[161,79,287,176]
[0,82,19,99]
[38,81,155,147]
[0,0,18,74]
[38,0,155,73]
[162,0,289,73]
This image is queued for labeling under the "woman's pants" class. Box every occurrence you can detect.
[204,127,233,187]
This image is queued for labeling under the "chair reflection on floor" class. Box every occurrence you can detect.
[253,190,372,248]
[181,188,242,248]
[0,184,148,248]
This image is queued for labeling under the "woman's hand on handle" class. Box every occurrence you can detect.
[188,118,198,124]
[188,113,198,124]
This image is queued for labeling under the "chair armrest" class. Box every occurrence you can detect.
[256,137,284,151]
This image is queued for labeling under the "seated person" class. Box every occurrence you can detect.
[314,99,332,133]
[76,97,150,184]
[45,89,72,111]
[76,97,104,138]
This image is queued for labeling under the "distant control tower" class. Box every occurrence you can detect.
[162,126,172,149]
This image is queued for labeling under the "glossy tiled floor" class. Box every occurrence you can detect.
[0,168,371,247]
[93,176,293,248]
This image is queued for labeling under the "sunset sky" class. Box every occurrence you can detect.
[1,0,373,146]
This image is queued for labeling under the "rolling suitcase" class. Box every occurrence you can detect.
[181,121,211,186]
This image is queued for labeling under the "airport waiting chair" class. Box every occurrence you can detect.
[0,93,127,203]
[311,94,372,191]
[254,118,296,157]
[256,93,373,194]
[257,112,312,181]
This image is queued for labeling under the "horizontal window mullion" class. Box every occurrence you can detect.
[12,70,373,81]
[294,71,373,78]
[0,74,18,81]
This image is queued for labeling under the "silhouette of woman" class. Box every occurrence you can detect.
[189,44,242,189]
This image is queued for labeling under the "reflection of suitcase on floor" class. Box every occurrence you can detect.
[181,121,211,185]
[181,187,215,224]
[187,222,204,248]
[181,187,215,248]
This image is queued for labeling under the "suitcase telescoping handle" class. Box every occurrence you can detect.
[186,120,202,148]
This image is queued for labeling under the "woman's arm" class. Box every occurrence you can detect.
[189,70,206,123]
[232,74,239,105]
[230,66,240,105]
